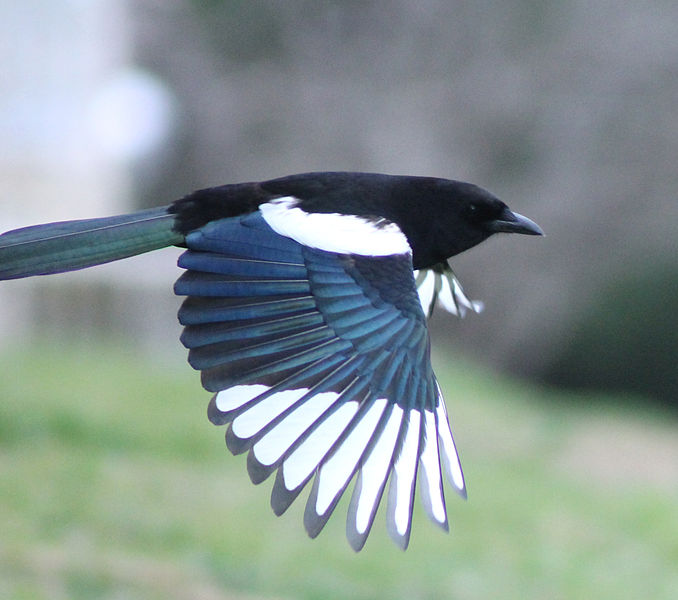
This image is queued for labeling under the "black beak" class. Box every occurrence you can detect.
[488,208,544,236]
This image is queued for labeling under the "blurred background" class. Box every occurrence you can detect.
[1,2,677,599]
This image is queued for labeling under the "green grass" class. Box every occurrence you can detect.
[1,342,677,599]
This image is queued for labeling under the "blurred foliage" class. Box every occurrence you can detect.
[543,261,678,407]
[1,343,677,599]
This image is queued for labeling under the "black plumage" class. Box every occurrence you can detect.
[0,171,542,550]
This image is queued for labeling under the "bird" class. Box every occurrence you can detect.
[0,171,542,551]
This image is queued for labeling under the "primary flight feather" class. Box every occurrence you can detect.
[0,171,542,550]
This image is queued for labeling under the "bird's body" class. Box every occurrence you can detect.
[0,172,542,550]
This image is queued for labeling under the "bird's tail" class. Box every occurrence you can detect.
[0,206,184,280]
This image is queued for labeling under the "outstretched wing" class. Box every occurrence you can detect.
[174,207,465,551]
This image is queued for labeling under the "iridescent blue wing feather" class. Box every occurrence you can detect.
[174,211,466,551]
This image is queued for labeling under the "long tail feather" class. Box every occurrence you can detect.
[0,207,183,280]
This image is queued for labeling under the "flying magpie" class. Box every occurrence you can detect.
[0,171,542,551]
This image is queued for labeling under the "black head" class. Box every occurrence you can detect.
[411,178,543,268]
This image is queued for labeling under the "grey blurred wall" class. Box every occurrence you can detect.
[132,1,678,403]
[2,1,677,403]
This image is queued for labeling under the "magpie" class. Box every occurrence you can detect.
[0,171,542,550]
